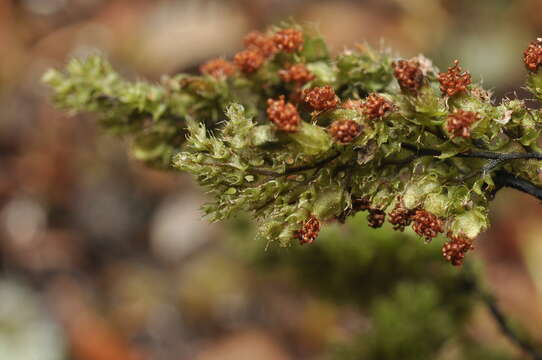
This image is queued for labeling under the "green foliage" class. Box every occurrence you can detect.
[44,23,542,253]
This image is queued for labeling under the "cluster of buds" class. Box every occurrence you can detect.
[279,64,315,85]
[234,49,265,73]
[304,85,339,111]
[244,31,277,58]
[328,119,362,144]
[342,99,363,113]
[266,96,301,132]
[442,235,474,266]
[233,28,305,74]
[361,93,393,121]
[273,28,304,53]
[524,38,542,73]
[199,58,236,78]
[388,202,415,232]
[296,215,320,245]
[411,210,444,242]
[446,110,480,138]
[438,60,472,97]
[392,59,424,93]
[367,208,386,228]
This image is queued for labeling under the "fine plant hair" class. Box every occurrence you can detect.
[44,24,542,269]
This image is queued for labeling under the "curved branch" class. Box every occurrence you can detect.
[400,144,542,200]
[459,151,542,161]
[493,171,542,201]
[481,292,542,360]
[401,143,542,161]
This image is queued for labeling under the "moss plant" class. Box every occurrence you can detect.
[44,24,542,267]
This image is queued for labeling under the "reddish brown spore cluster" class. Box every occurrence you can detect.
[342,99,363,113]
[442,235,474,266]
[234,49,265,73]
[279,64,315,85]
[393,59,424,93]
[296,215,320,245]
[266,96,301,132]
[362,93,393,120]
[367,208,386,228]
[328,119,362,144]
[200,58,236,78]
[388,202,415,232]
[446,110,480,138]
[412,210,443,241]
[304,85,339,111]
[244,31,277,58]
[438,60,472,97]
[273,28,304,53]
[524,38,542,73]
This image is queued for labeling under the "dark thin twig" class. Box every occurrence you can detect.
[481,292,542,360]
[465,262,542,360]
[493,171,542,201]
[458,159,505,182]
[459,151,542,161]
[401,143,542,161]
[400,143,542,200]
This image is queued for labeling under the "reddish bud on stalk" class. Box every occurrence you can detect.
[273,28,304,53]
[393,59,424,93]
[388,202,415,232]
[362,93,393,120]
[200,58,236,78]
[442,235,474,266]
[304,85,339,111]
[234,49,265,73]
[524,38,542,73]
[279,64,315,84]
[367,208,386,228]
[296,215,320,245]
[266,96,301,132]
[329,119,362,144]
[412,210,444,241]
[447,110,480,138]
[438,60,472,97]
[244,31,277,58]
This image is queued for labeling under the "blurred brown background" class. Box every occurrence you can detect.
[1,1,542,359]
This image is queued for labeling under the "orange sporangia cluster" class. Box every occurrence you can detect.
[446,110,480,138]
[273,28,304,53]
[438,60,472,97]
[266,96,301,132]
[303,85,339,111]
[342,99,363,113]
[296,215,320,245]
[362,93,393,120]
[367,208,386,228]
[523,38,542,73]
[244,31,277,58]
[328,119,362,144]
[392,59,424,93]
[412,210,444,241]
[442,234,474,266]
[279,64,315,84]
[234,49,265,73]
[199,58,236,78]
[388,202,415,232]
